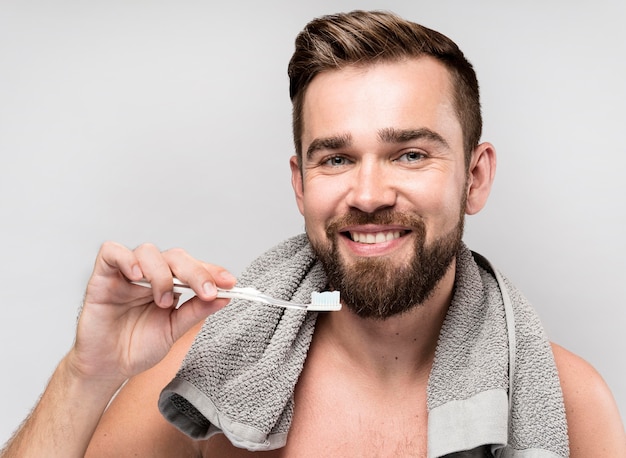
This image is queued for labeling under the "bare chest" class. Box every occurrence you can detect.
[283,362,429,457]
[203,356,428,457]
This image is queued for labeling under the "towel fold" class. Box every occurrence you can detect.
[158,234,569,457]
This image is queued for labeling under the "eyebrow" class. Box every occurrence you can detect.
[305,133,352,160]
[304,127,450,161]
[378,127,450,149]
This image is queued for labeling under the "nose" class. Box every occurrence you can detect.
[345,161,397,213]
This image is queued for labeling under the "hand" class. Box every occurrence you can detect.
[68,241,236,385]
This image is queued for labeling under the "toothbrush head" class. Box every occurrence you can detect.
[308,291,342,311]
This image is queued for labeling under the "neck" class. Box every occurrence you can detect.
[314,260,456,383]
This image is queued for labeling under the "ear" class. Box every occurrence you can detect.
[290,155,305,216]
[465,142,496,215]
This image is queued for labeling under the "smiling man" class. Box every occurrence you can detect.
[293,58,475,320]
[2,10,624,458]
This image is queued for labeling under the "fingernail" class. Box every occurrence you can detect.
[203,282,217,297]
[132,265,142,279]
[161,291,173,306]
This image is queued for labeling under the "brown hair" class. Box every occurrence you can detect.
[288,10,481,168]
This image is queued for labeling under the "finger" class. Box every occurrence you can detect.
[96,241,143,282]
[134,243,175,307]
[201,262,237,289]
[162,248,237,302]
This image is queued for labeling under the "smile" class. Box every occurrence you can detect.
[347,230,407,244]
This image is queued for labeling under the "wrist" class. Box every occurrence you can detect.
[62,350,127,398]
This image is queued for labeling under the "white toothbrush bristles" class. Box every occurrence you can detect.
[309,291,342,311]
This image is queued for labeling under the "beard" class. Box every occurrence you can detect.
[309,207,465,320]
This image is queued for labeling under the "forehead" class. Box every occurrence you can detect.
[301,57,463,154]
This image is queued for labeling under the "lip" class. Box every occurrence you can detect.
[340,224,410,233]
[338,224,412,257]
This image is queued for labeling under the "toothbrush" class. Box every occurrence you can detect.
[130,278,341,312]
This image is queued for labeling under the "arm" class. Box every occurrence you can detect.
[0,357,125,457]
[0,242,235,458]
[552,343,626,456]
[84,320,205,457]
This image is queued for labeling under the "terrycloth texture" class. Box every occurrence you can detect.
[159,234,323,450]
[159,234,569,457]
[426,249,569,457]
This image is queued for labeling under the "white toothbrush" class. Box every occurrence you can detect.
[130,278,341,312]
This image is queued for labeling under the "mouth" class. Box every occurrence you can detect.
[343,229,410,244]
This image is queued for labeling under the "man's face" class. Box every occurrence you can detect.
[291,57,469,318]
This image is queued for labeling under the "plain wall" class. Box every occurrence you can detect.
[1,0,624,444]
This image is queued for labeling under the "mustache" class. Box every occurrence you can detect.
[325,209,424,237]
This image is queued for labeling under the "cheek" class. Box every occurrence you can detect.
[302,180,336,223]
[305,168,350,198]
[301,177,345,226]
[403,173,465,235]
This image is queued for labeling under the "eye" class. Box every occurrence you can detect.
[395,150,426,163]
[323,155,351,167]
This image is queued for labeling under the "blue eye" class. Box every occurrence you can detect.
[324,156,349,166]
[397,151,425,163]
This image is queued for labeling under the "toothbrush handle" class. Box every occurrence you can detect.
[216,287,267,303]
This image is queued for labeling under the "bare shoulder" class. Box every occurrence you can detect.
[85,321,205,457]
[551,342,625,456]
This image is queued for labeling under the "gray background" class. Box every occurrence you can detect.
[1,0,624,444]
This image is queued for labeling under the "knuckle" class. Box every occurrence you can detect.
[135,242,159,254]
[100,240,120,253]
[163,247,192,266]
[166,247,187,257]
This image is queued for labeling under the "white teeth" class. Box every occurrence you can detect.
[350,231,402,244]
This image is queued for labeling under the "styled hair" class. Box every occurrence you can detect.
[288,10,481,168]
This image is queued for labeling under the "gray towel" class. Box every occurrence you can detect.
[158,234,569,457]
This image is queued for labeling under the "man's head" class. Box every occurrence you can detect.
[288,10,482,170]
[288,11,495,319]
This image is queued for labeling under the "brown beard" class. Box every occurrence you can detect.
[309,208,464,319]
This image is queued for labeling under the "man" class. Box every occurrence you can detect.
[2,10,624,457]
